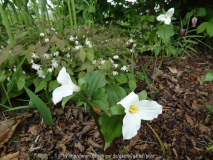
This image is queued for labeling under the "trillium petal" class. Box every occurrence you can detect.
[133,100,162,120]
[166,8,174,18]
[122,113,141,139]
[52,85,73,104]
[117,92,139,112]
[164,17,171,25]
[72,83,80,92]
[57,67,72,85]
[156,14,166,21]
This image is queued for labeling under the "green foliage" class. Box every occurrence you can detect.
[24,86,53,128]
[204,71,213,82]
[99,114,123,143]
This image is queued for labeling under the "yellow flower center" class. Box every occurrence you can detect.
[165,16,168,19]
[129,105,138,113]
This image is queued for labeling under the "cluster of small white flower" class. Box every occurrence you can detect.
[85,38,93,48]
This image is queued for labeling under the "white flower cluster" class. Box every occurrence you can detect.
[85,38,93,48]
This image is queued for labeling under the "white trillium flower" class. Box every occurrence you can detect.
[51,28,55,31]
[118,92,162,139]
[156,8,174,25]
[52,67,80,104]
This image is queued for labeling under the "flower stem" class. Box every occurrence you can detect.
[85,99,105,148]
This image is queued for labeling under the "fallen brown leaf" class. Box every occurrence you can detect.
[0,151,19,160]
[124,134,139,151]
[134,143,147,150]
[0,117,25,148]
[28,124,39,136]
[75,142,85,152]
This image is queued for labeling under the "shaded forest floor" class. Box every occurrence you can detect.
[1,52,213,160]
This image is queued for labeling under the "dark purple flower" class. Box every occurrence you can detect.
[179,29,186,38]
[192,17,198,27]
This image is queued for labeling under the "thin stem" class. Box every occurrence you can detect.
[1,82,17,122]
[71,0,77,32]
[67,0,73,29]
[86,99,105,148]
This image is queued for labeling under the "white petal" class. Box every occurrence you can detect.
[133,100,162,120]
[164,17,171,25]
[156,14,166,21]
[117,92,139,112]
[72,83,80,92]
[166,8,174,18]
[52,85,73,104]
[122,113,141,139]
[57,67,72,85]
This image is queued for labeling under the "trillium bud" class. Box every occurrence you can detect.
[179,29,186,38]
[192,17,198,27]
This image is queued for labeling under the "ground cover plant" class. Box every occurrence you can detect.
[0,0,213,159]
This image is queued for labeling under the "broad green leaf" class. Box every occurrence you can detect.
[56,40,65,51]
[17,76,25,91]
[109,104,125,115]
[105,85,126,108]
[14,32,27,39]
[115,73,127,84]
[196,8,206,17]
[0,49,10,66]
[206,23,213,37]
[149,29,157,42]
[11,45,22,55]
[147,15,155,22]
[157,25,174,44]
[35,79,46,93]
[204,71,213,82]
[129,80,136,91]
[90,88,108,113]
[167,46,177,56]
[79,48,86,62]
[99,114,123,143]
[87,50,94,62]
[24,86,53,128]
[48,80,59,92]
[83,70,106,93]
[138,90,147,100]
[196,22,208,34]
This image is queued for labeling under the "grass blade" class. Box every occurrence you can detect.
[147,122,166,158]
